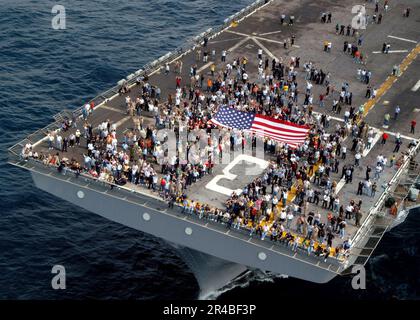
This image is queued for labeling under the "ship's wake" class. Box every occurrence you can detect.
[201,270,288,300]
[170,244,289,300]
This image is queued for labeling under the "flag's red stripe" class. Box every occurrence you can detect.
[255,114,310,130]
[253,117,309,134]
[250,128,305,144]
[251,123,308,139]
[252,120,308,136]
[251,131,299,148]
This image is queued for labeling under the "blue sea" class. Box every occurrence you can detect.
[0,0,419,300]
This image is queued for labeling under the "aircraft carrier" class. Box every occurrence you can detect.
[8,0,420,298]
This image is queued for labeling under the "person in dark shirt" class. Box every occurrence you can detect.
[327,231,335,247]
[357,180,364,195]
[307,211,314,225]
[366,166,371,180]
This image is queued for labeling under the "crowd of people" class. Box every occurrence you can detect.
[18,0,417,263]
[24,47,372,262]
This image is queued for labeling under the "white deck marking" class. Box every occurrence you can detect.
[334,178,346,195]
[206,154,269,196]
[334,178,347,195]
[385,131,417,141]
[228,30,282,44]
[387,35,418,44]
[114,116,131,128]
[327,115,344,122]
[372,50,409,54]
[252,37,280,62]
[313,111,416,141]
[312,111,343,123]
[209,37,244,44]
[254,36,284,45]
[227,36,252,53]
[226,30,250,37]
[197,61,214,73]
[362,130,382,157]
[259,30,282,36]
[411,80,420,92]
[228,29,299,47]
[100,105,125,114]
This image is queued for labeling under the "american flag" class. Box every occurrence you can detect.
[210,106,309,148]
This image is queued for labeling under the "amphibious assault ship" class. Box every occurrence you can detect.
[8,0,420,298]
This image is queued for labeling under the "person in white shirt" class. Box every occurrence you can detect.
[74,129,81,145]
[47,133,54,150]
[333,197,340,213]
[355,152,361,166]
[280,210,287,223]
[307,188,314,203]
[322,194,329,208]
[272,196,279,209]
[357,68,362,80]
[374,164,382,179]
[221,50,227,62]
[286,212,294,229]
[376,154,384,166]
[367,136,373,149]
[327,42,332,52]
[345,204,354,219]
[56,135,62,150]
[261,224,269,240]
[394,105,401,119]
[257,48,263,60]
[308,95,313,104]
[344,110,350,123]
[341,145,347,159]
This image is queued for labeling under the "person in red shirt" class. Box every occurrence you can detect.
[319,94,325,107]
[160,178,166,191]
[411,120,416,134]
[175,76,182,89]
[381,132,389,144]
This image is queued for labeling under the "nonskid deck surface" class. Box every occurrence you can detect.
[24,0,420,251]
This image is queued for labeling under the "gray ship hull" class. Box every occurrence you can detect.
[30,169,339,293]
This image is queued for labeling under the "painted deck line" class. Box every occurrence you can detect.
[259,30,282,36]
[372,50,409,54]
[387,35,418,44]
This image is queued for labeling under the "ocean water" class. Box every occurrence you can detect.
[0,0,419,300]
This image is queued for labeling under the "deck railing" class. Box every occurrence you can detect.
[8,149,345,274]
[348,142,420,262]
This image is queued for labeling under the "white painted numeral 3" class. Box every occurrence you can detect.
[205,155,269,196]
